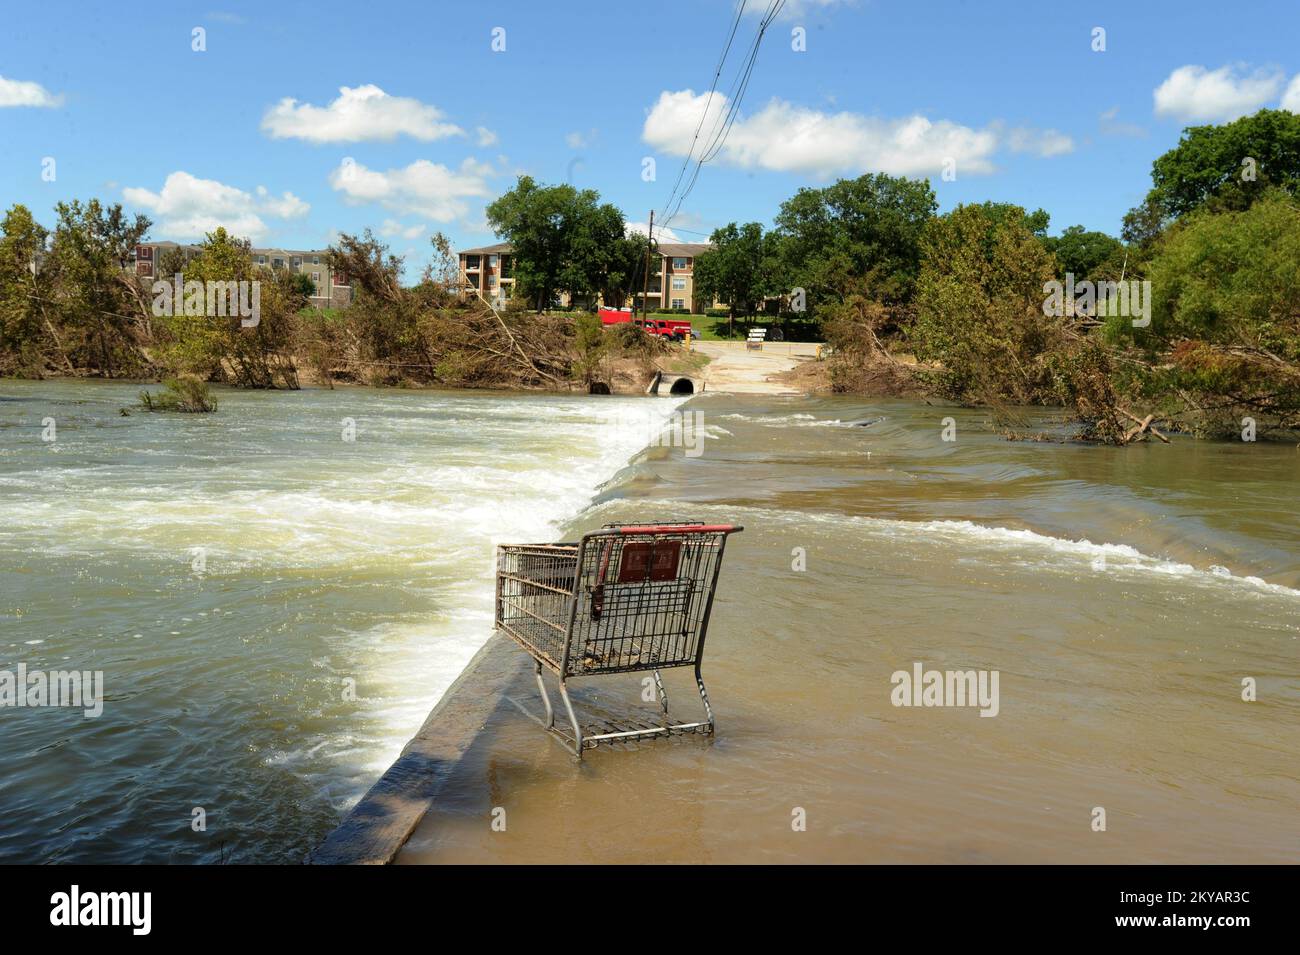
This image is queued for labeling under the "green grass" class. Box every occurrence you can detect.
[683,315,761,341]
[299,305,347,321]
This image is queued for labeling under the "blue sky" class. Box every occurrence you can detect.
[4,0,1300,275]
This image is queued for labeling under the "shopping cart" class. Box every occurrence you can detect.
[495,522,743,758]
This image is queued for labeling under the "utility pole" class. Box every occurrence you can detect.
[641,210,654,322]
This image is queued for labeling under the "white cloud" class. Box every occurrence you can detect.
[565,129,596,149]
[1007,126,1075,158]
[626,222,682,243]
[380,218,428,240]
[0,75,64,108]
[643,88,1000,177]
[254,185,310,219]
[261,84,463,143]
[328,157,493,222]
[123,171,310,242]
[1098,106,1146,138]
[474,125,499,147]
[1282,76,1300,113]
[1153,65,1284,123]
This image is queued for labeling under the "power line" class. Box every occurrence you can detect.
[657,0,750,228]
[661,0,786,229]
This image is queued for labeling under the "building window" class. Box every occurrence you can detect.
[291,256,302,268]
[465,255,480,270]
[312,256,320,265]
[488,275,497,287]
[333,272,349,287]
[489,254,498,267]
[272,258,285,269]
[256,255,266,264]
[311,272,320,285]
[136,261,153,277]
[671,277,686,291]
[671,298,685,310]
[672,257,687,270]
[136,245,153,261]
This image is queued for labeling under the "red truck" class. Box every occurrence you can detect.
[598,308,691,341]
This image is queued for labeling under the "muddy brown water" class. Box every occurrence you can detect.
[398,394,1299,864]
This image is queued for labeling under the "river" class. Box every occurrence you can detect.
[0,379,681,863]
[398,392,1300,863]
[1,382,1296,863]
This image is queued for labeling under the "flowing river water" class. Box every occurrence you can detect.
[0,380,683,863]
[2,381,1297,863]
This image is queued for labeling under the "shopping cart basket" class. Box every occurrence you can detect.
[495,522,743,758]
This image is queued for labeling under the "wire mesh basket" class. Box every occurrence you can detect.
[495,522,743,757]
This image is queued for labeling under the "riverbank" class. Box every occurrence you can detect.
[317,392,1299,864]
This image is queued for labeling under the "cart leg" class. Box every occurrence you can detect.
[557,679,584,759]
[653,669,669,722]
[695,665,715,733]
[533,660,554,729]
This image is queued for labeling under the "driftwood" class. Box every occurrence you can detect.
[1118,408,1170,444]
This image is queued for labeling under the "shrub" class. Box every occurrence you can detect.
[139,377,218,412]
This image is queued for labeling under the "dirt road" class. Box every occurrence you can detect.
[691,340,820,394]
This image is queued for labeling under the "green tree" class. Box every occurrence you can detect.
[0,205,58,374]
[1043,225,1125,281]
[772,173,938,310]
[48,199,152,376]
[486,176,628,311]
[693,222,775,322]
[1123,108,1300,245]
[154,227,304,388]
[1119,189,1300,435]
[602,232,652,309]
[910,202,1059,403]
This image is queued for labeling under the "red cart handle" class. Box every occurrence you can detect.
[611,524,742,535]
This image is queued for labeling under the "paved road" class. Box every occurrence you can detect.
[691,340,820,394]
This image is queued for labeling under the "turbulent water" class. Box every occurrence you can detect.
[401,393,1300,864]
[0,380,683,863]
[3,383,1297,864]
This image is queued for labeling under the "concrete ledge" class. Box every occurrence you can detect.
[310,634,529,865]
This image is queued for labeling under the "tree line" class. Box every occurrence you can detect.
[2,107,1298,437]
[683,108,1300,441]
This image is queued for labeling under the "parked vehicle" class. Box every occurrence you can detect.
[598,309,690,341]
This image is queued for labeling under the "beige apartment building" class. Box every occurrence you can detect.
[457,241,716,312]
[457,242,515,308]
[132,241,353,309]
[654,243,712,312]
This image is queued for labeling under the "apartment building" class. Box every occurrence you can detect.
[457,242,515,308]
[456,241,716,312]
[652,243,712,312]
[132,241,353,309]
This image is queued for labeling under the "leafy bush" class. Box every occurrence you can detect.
[139,377,218,412]
[910,203,1060,404]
